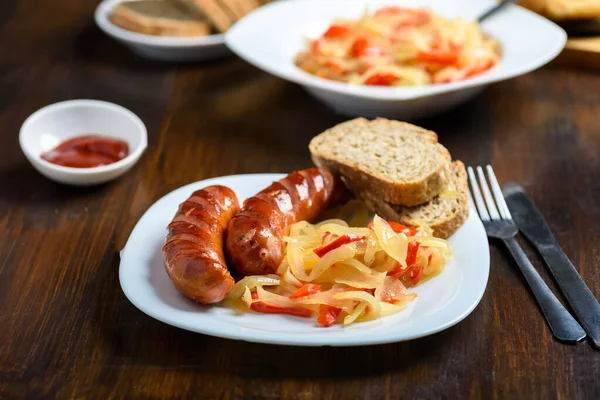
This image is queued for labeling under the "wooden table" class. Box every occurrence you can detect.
[2,1,600,398]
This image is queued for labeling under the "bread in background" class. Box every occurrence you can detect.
[183,0,235,32]
[519,0,600,21]
[219,0,261,20]
[110,0,210,37]
[182,0,260,33]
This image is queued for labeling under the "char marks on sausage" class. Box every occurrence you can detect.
[226,169,348,276]
[163,185,239,304]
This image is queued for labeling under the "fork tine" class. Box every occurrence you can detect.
[477,166,501,220]
[486,165,512,220]
[467,166,490,221]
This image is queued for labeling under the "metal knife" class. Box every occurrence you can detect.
[503,183,600,349]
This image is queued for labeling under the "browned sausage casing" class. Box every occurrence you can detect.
[163,185,239,304]
[226,168,349,276]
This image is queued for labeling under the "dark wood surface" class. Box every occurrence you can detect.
[1,1,600,399]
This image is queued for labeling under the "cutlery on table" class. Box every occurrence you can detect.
[503,183,600,349]
[468,165,586,343]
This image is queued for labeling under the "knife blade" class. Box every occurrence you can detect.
[503,182,600,349]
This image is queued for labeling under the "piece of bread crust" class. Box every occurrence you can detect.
[184,0,236,32]
[216,0,260,20]
[357,161,469,239]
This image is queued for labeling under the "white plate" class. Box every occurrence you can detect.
[95,0,230,62]
[226,0,566,119]
[119,173,490,346]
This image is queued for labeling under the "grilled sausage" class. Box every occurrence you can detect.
[163,185,239,304]
[226,169,349,276]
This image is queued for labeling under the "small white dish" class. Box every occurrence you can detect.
[95,0,230,62]
[20,99,147,186]
[119,173,490,346]
[226,0,567,119]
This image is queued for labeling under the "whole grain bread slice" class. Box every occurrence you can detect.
[217,0,260,20]
[309,118,451,207]
[358,161,469,239]
[184,0,236,32]
[110,0,210,37]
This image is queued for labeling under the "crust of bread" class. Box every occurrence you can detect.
[519,0,600,20]
[110,1,210,37]
[184,0,236,32]
[216,0,260,19]
[309,118,451,207]
[357,161,469,239]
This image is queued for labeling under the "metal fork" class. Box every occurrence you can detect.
[468,165,586,343]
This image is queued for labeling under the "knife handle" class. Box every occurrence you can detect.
[537,244,600,349]
[503,237,586,342]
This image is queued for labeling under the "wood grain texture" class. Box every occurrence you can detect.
[1,1,600,399]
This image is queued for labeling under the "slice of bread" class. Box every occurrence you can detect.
[309,118,451,207]
[519,0,600,21]
[217,0,260,20]
[358,161,469,239]
[110,0,210,37]
[184,0,236,32]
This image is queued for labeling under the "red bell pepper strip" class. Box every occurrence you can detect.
[317,304,342,327]
[408,247,437,285]
[313,234,366,257]
[365,73,398,86]
[465,59,496,78]
[380,291,394,303]
[416,49,459,65]
[250,293,313,318]
[289,284,321,299]
[367,220,420,236]
[325,60,343,73]
[387,241,421,277]
[409,265,424,285]
[388,221,420,236]
[387,266,405,278]
[350,37,385,57]
[323,24,351,38]
[406,241,420,265]
[311,39,323,56]
[397,13,430,28]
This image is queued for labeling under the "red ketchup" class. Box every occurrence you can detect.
[40,135,129,168]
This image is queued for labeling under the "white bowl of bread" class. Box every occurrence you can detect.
[95,0,267,61]
[226,0,567,119]
[310,118,468,239]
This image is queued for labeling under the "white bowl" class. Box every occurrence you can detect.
[226,0,567,119]
[20,100,148,186]
[95,0,230,62]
